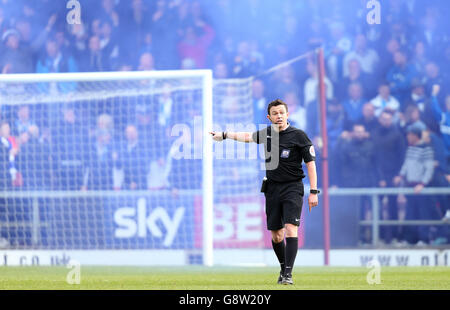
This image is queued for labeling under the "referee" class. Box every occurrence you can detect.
[210,99,319,285]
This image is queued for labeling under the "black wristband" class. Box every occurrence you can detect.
[310,189,320,194]
[222,132,227,140]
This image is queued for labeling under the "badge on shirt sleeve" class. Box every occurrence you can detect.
[281,149,290,158]
[309,145,316,157]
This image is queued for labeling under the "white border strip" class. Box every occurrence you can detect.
[1,250,448,267]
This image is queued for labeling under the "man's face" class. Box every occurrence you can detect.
[6,35,19,50]
[63,109,76,123]
[349,84,362,100]
[407,132,420,145]
[425,63,439,78]
[89,36,100,52]
[328,103,342,117]
[252,80,264,99]
[214,63,228,79]
[348,60,360,76]
[126,126,138,142]
[46,41,58,58]
[139,53,154,70]
[412,85,424,96]
[379,112,393,128]
[353,125,366,140]
[18,106,30,121]
[362,103,375,120]
[1,123,11,137]
[393,52,406,66]
[379,85,390,98]
[267,104,289,129]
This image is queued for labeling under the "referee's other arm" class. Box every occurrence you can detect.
[306,160,319,212]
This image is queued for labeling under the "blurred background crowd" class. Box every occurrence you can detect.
[0,0,449,247]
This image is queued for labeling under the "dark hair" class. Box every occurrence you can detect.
[267,99,288,115]
[407,126,422,139]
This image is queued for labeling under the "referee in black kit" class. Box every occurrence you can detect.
[210,99,319,285]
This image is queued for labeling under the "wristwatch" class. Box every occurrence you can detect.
[310,189,321,194]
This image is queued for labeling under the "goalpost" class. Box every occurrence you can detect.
[0,70,214,266]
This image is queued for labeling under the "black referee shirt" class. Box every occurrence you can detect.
[252,124,315,182]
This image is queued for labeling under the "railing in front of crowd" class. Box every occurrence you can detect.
[328,187,450,246]
[1,187,449,248]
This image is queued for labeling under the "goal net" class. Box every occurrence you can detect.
[0,70,215,265]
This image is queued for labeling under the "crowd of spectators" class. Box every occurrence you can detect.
[0,0,449,247]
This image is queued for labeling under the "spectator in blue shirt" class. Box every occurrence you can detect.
[36,37,78,93]
[342,82,366,129]
[386,50,418,105]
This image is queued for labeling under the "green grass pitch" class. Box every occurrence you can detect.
[1,266,449,290]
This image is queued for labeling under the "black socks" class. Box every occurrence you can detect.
[271,240,285,273]
[272,237,299,276]
[284,237,298,276]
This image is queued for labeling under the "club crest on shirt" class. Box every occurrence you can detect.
[309,145,316,157]
[281,149,290,158]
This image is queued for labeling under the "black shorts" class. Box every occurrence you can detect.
[264,180,304,231]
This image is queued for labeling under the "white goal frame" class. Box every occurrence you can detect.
[0,70,214,267]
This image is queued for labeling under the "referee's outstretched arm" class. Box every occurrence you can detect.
[209,131,254,143]
[306,160,319,212]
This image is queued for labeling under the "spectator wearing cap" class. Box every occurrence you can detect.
[0,28,33,73]
[394,124,436,245]
[401,104,427,135]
